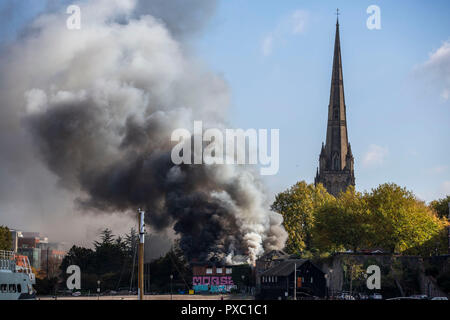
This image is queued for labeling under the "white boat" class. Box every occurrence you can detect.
[0,250,36,300]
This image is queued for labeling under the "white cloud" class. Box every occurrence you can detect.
[362,144,388,167]
[417,40,450,102]
[261,10,309,57]
[291,10,308,34]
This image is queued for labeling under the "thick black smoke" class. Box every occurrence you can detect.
[1,0,287,263]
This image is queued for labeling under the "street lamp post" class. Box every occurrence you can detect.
[170,274,173,300]
[97,280,101,300]
[329,269,333,299]
[294,263,297,301]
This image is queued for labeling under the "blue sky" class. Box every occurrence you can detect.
[2,0,449,203]
[194,0,450,202]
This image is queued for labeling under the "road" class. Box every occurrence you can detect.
[38,294,254,301]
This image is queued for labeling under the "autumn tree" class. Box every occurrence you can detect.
[271,181,333,254]
[274,180,447,257]
[341,256,365,295]
[365,183,447,254]
[314,186,371,252]
[429,195,450,219]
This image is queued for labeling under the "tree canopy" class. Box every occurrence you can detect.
[56,228,190,294]
[429,195,450,219]
[0,226,12,251]
[271,181,333,254]
[273,182,448,256]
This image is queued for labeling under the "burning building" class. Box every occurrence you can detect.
[191,262,236,293]
[191,262,254,294]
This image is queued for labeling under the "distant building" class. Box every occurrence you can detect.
[18,232,48,249]
[191,262,236,293]
[258,259,326,300]
[10,230,66,272]
[255,250,290,290]
[19,247,41,270]
[314,17,355,196]
[10,229,23,252]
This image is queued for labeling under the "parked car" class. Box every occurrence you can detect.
[409,295,428,300]
[431,297,448,300]
[356,293,369,300]
[72,291,81,297]
[336,292,355,300]
[369,293,383,300]
[296,292,319,300]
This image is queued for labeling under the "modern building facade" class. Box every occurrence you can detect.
[315,18,355,196]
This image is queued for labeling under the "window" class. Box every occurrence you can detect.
[0,284,6,293]
[216,268,222,274]
[206,268,212,274]
[226,268,232,274]
[332,153,340,170]
[9,284,16,293]
[17,284,22,293]
[311,277,313,283]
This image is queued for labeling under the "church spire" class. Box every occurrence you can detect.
[314,14,355,197]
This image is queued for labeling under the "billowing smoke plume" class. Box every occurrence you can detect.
[0,0,287,264]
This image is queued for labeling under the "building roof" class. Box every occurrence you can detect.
[258,250,290,261]
[261,259,309,277]
[190,261,234,268]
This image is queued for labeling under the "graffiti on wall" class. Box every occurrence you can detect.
[193,276,234,286]
[192,276,236,293]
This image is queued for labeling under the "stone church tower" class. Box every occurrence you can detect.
[315,17,355,196]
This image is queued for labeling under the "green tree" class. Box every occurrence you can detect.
[314,186,371,252]
[94,229,126,275]
[60,245,96,275]
[0,226,12,251]
[94,228,115,248]
[341,256,365,295]
[59,228,138,292]
[271,181,334,254]
[148,242,192,293]
[366,183,447,254]
[429,195,450,219]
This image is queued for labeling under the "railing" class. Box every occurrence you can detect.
[0,250,14,260]
[0,250,35,283]
[15,255,36,284]
[0,250,15,271]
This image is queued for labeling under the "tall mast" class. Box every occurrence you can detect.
[138,209,145,300]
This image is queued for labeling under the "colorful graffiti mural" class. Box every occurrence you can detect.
[192,276,236,293]
[193,276,234,286]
